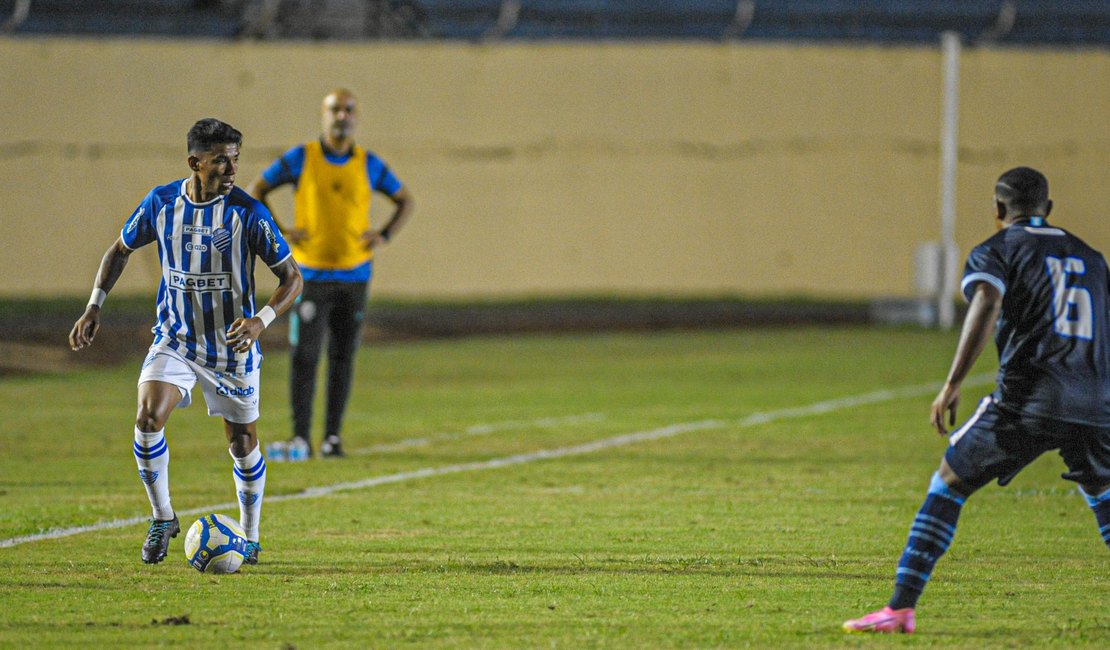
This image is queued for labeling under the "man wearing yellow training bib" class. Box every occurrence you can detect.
[248,88,414,458]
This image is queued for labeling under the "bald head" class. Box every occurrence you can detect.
[322,89,358,148]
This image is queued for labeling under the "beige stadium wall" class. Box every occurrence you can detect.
[0,38,1106,300]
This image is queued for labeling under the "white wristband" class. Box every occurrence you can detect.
[256,305,277,328]
[88,288,107,309]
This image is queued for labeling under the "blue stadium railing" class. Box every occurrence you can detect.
[3,0,1109,45]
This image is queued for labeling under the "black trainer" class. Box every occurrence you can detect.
[320,435,346,458]
[243,541,262,565]
[141,515,180,564]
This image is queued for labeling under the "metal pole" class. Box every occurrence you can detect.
[482,0,520,42]
[938,31,960,330]
[723,1,755,40]
[1,0,32,33]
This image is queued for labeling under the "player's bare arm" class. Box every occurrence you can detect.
[930,282,1002,435]
[226,257,303,353]
[362,186,414,250]
[69,237,134,351]
[245,176,308,244]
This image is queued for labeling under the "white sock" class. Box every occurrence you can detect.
[231,444,266,541]
[133,427,173,520]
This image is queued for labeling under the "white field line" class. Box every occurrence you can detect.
[352,412,607,454]
[0,374,992,549]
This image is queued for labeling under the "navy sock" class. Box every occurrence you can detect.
[888,472,966,610]
[1080,486,1110,549]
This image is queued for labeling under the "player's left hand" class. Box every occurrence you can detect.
[930,382,960,436]
[227,317,264,353]
[360,229,386,251]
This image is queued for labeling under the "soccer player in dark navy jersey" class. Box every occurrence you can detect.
[845,167,1110,634]
[962,216,1110,425]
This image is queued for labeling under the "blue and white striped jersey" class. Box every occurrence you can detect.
[121,179,292,373]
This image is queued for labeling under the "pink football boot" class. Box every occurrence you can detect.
[842,606,916,634]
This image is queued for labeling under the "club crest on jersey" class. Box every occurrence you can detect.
[212,228,232,253]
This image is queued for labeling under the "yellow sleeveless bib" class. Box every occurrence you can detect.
[292,140,373,269]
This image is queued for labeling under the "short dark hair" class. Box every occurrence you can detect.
[187,118,242,155]
[995,167,1049,217]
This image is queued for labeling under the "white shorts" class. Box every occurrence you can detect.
[137,344,261,424]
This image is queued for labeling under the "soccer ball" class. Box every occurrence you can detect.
[184,513,247,574]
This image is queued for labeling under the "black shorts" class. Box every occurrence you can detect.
[945,396,1110,490]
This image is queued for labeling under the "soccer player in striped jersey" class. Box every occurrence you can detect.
[69,119,303,567]
[844,167,1110,633]
[247,88,414,459]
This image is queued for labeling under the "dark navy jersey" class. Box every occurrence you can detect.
[961,218,1110,426]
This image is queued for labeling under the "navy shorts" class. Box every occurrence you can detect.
[945,396,1110,490]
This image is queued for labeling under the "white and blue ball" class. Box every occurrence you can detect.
[184,513,247,574]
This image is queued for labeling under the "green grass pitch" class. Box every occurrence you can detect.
[1,327,1107,647]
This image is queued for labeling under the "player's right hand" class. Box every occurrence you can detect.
[930,382,960,436]
[69,307,101,351]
